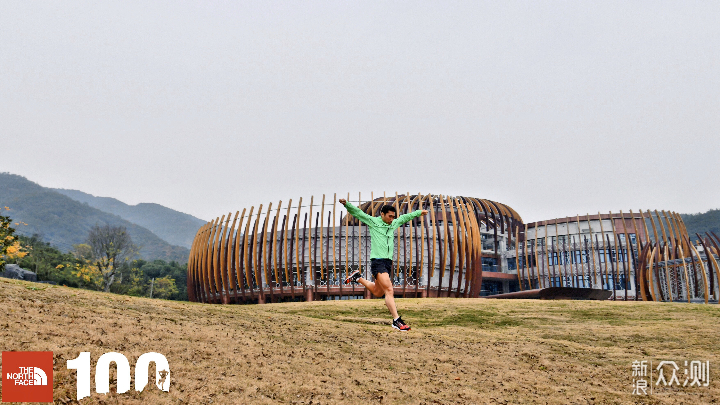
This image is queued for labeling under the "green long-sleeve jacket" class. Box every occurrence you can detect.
[343,201,423,260]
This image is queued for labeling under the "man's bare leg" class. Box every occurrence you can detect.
[356,276,378,295]
[359,272,398,319]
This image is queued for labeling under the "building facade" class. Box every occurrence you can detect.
[187,193,719,304]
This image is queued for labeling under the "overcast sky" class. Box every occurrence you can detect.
[1,1,718,223]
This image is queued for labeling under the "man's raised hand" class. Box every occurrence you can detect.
[421,210,428,216]
[339,199,347,206]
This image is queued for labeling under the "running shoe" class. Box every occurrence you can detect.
[344,270,361,284]
[392,316,411,331]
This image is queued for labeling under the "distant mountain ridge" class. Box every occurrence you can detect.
[53,188,204,249]
[0,173,191,263]
[681,209,720,240]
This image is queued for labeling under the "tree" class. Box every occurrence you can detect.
[1,207,28,272]
[151,276,179,299]
[87,224,137,292]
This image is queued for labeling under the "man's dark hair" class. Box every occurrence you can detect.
[380,205,397,215]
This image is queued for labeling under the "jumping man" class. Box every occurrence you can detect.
[339,198,428,331]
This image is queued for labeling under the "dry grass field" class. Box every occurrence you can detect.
[1,278,718,405]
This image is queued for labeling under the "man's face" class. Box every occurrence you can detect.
[381,210,396,225]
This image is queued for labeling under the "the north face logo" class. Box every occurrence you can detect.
[6,366,48,385]
[2,351,53,403]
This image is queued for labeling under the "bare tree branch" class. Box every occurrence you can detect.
[87,224,137,292]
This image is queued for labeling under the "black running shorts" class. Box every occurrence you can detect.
[371,258,392,279]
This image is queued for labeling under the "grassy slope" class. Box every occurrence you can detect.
[1,279,718,404]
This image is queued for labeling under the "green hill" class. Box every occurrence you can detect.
[0,173,190,263]
[681,209,720,240]
[53,188,204,249]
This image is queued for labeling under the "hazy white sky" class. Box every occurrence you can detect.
[1,1,718,223]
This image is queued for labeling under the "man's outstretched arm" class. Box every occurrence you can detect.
[394,209,427,227]
[339,199,374,225]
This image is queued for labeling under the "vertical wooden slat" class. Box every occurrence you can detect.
[209,218,222,302]
[647,245,658,301]
[320,194,325,280]
[207,216,219,301]
[687,238,709,304]
[661,210,680,297]
[458,198,473,296]
[597,212,608,290]
[226,211,240,302]
[609,211,622,300]
[532,224,540,289]
[556,220,566,287]
[466,198,484,297]
[586,214,597,288]
[418,194,426,295]
[438,195,449,280]
[424,197,433,297]
[663,244,673,302]
[696,236,720,303]
[541,221,548,289]
[403,193,412,294]
[214,215,227,302]
[345,193,351,295]
[272,202,282,294]
[676,233,691,302]
[289,213,297,299]
[640,209,653,244]
[313,211,319,298]
[515,225,522,290]
[563,218,572,288]
[219,213,231,303]
[429,195,437,279]
[574,215,585,287]
[326,210,331,294]
[523,223,530,289]
[629,210,642,301]
[250,205,262,297]
[295,198,302,286]
[620,210,630,300]
[453,197,467,296]
[357,192,361,280]
[301,213,308,296]
[193,223,208,302]
[655,209,669,247]
[278,215,286,297]
[308,196,314,281]
[242,207,255,299]
[261,203,273,301]
[198,222,210,302]
[394,192,401,280]
[284,200,292,284]
[662,210,678,248]
[332,194,337,281]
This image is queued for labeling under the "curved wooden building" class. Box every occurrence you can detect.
[186,193,522,304]
[521,210,719,303]
[188,196,720,304]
